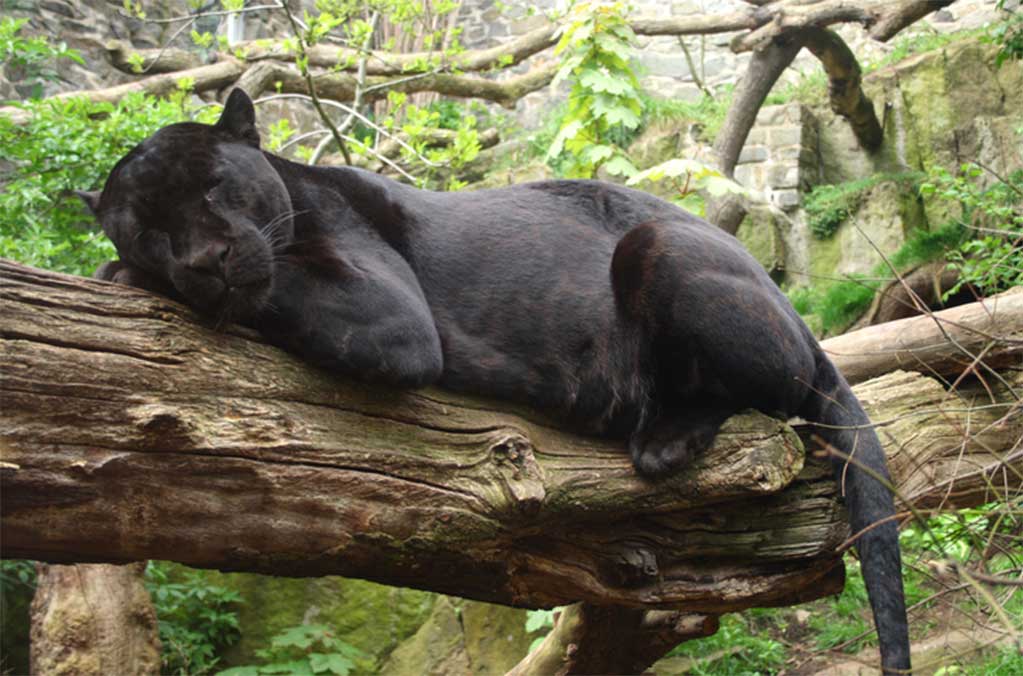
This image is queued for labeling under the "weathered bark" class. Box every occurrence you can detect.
[802,28,883,151]
[0,260,840,613]
[228,59,558,107]
[3,260,1021,676]
[30,562,160,676]
[821,286,1023,386]
[505,604,722,675]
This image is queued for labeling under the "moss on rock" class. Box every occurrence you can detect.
[206,572,435,673]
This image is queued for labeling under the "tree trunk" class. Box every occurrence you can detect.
[30,562,160,676]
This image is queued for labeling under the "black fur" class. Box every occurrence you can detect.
[85,90,910,673]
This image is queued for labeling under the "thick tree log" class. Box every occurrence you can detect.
[229,59,557,108]
[821,286,1023,386]
[1,260,1020,612]
[0,260,839,613]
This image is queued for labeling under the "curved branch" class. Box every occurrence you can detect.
[506,605,725,675]
[802,28,883,151]
[708,36,803,234]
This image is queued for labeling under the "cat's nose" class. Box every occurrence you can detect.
[188,242,231,277]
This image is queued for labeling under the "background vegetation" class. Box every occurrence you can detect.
[2,1,1021,673]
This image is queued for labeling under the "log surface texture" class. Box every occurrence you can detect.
[2,260,1020,613]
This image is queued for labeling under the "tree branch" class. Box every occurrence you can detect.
[821,287,1023,386]
[2,260,1021,597]
[802,27,883,151]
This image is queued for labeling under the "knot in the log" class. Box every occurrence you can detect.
[489,432,546,516]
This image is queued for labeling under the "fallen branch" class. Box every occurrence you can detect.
[822,287,1023,386]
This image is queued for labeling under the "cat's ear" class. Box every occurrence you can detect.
[216,88,260,147]
[75,189,101,216]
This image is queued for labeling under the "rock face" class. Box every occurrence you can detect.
[201,572,435,671]
[380,598,533,676]
[732,38,1022,289]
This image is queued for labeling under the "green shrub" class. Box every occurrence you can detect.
[0,89,220,276]
[667,609,786,675]
[921,165,1023,297]
[217,623,367,676]
[639,87,733,143]
[146,562,242,675]
[545,1,643,178]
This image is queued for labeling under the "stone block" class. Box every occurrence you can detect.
[767,164,800,189]
[738,145,769,164]
[774,144,802,161]
[756,105,787,126]
[771,189,801,210]
[735,164,765,190]
[745,128,766,146]
[768,126,803,148]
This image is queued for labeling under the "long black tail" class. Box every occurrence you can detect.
[802,357,911,675]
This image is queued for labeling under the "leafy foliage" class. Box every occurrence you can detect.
[217,624,367,676]
[667,609,786,675]
[803,172,923,239]
[0,87,220,276]
[627,158,744,216]
[990,0,1023,66]
[919,164,1023,297]
[0,17,84,100]
[523,606,564,653]
[546,1,642,178]
[639,88,734,143]
[146,563,242,675]
[787,221,968,334]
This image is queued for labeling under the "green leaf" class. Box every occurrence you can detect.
[308,653,355,675]
[217,668,261,676]
[259,660,315,675]
[578,67,633,96]
[525,608,556,633]
[603,155,638,178]
[591,95,640,128]
[703,175,746,197]
[546,119,583,160]
[583,144,614,164]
